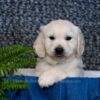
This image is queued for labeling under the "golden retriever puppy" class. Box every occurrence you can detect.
[33,19,85,88]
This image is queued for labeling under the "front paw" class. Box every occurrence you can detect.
[38,73,56,88]
[38,68,68,88]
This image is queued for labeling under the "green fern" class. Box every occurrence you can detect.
[0,45,36,100]
[0,45,36,76]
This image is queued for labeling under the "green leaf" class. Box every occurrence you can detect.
[0,44,36,99]
[0,45,36,76]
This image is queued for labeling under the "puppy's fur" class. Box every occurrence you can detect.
[34,19,85,88]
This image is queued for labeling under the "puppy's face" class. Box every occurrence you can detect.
[34,20,85,60]
[43,20,78,59]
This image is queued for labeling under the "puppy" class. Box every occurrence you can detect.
[33,19,85,88]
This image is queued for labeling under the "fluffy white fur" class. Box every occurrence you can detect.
[33,19,85,88]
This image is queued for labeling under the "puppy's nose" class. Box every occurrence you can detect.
[55,47,64,55]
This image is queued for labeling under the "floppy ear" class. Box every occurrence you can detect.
[76,27,85,57]
[33,31,45,58]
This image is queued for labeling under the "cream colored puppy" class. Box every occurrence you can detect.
[34,19,85,88]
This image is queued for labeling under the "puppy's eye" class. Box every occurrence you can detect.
[65,36,72,41]
[49,36,55,40]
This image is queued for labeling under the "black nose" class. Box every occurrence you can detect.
[55,47,64,55]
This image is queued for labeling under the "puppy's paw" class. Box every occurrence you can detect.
[38,73,56,88]
[38,69,67,88]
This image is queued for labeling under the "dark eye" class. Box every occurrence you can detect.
[49,36,55,40]
[65,36,72,41]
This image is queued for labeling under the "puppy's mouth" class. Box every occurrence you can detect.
[48,53,65,58]
[47,53,67,63]
[55,54,65,58]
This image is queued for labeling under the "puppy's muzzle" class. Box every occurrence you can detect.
[55,46,64,57]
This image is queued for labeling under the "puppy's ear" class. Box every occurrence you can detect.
[33,26,45,58]
[76,27,85,57]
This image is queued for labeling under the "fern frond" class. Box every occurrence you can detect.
[0,44,36,99]
[0,45,34,62]
[0,96,8,100]
[0,78,28,100]
[0,45,36,76]
[1,79,28,91]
